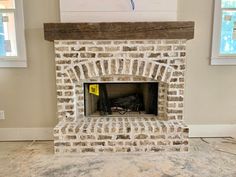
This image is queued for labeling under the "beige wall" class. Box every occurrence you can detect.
[0,0,60,128]
[0,0,235,129]
[179,0,236,124]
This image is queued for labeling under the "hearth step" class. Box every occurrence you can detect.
[54,117,189,153]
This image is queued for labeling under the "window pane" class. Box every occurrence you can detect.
[0,0,15,9]
[221,0,236,8]
[220,10,236,55]
[0,12,17,57]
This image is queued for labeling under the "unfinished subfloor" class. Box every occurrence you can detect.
[0,138,236,177]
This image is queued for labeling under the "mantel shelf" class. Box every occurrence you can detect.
[44,22,194,41]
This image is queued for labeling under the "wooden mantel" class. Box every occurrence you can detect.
[44,22,194,41]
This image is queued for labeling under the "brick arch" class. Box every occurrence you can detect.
[66,58,174,84]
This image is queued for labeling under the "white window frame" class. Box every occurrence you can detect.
[0,0,27,68]
[211,0,236,65]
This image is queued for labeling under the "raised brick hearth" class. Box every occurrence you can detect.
[55,118,189,153]
[44,22,194,153]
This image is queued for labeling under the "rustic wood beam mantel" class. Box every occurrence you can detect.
[44,22,194,42]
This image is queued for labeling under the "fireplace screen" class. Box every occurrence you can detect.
[84,82,158,117]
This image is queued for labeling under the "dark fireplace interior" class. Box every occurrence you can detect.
[84,82,158,117]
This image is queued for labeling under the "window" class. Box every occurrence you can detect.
[0,0,26,67]
[211,0,236,65]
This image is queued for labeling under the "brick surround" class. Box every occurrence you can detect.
[52,39,190,153]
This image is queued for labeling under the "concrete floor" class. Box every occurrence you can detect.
[0,138,236,177]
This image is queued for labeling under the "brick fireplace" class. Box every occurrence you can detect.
[44,22,194,153]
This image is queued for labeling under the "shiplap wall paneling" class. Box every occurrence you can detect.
[60,0,178,22]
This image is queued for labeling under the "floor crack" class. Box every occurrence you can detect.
[201,138,236,156]
[215,149,236,156]
[200,138,210,144]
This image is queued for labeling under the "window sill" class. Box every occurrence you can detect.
[0,59,27,68]
[211,57,236,66]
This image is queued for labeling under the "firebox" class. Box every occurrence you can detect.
[84,82,158,117]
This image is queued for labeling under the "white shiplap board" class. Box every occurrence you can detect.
[60,0,177,22]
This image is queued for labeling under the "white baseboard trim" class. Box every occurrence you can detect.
[0,128,53,141]
[0,125,235,141]
[189,124,236,138]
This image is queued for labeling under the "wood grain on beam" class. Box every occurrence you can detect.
[44,22,194,41]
